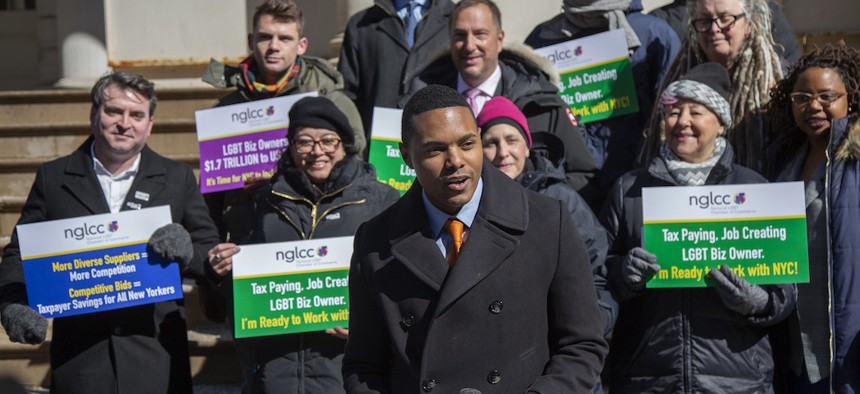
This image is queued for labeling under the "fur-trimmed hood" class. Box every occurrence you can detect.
[504,42,561,87]
[835,117,860,161]
[403,42,561,105]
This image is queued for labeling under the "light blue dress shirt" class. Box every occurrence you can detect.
[421,178,483,258]
[394,0,428,21]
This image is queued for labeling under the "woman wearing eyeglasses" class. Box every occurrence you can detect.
[206,96,399,393]
[767,43,860,394]
[642,0,783,176]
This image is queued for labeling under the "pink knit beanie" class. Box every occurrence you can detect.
[476,96,532,147]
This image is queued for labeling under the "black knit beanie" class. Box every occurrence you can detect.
[287,96,355,150]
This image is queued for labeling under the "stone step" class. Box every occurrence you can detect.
[0,328,241,390]
[0,88,225,124]
[0,284,241,389]
[0,118,205,243]
[0,119,203,162]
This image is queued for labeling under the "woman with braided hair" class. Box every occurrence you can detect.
[768,42,860,394]
[642,0,783,175]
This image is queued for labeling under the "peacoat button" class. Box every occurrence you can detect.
[488,300,503,314]
[400,313,415,329]
[422,378,437,392]
[487,369,502,384]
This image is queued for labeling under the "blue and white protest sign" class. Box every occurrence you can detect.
[17,206,182,318]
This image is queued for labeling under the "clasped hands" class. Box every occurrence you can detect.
[621,247,769,315]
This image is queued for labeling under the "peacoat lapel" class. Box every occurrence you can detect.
[376,12,412,52]
[388,184,448,291]
[121,146,167,212]
[433,164,528,316]
[376,0,451,52]
[387,163,530,315]
[409,1,449,52]
[62,139,111,214]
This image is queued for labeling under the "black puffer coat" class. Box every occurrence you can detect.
[599,145,796,393]
[517,136,615,335]
[236,156,399,393]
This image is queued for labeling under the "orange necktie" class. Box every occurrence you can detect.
[444,218,464,266]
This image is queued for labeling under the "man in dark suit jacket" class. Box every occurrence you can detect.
[342,84,607,393]
[338,0,454,136]
[0,72,219,393]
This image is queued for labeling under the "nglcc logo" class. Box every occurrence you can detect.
[231,105,274,124]
[276,246,318,263]
[64,221,119,240]
[688,191,746,209]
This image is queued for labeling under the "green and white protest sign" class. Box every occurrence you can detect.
[368,107,414,195]
[532,29,639,123]
[642,182,809,288]
[231,236,353,338]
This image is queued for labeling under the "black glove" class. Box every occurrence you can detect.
[1,304,47,345]
[148,223,193,270]
[621,247,661,291]
[709,265,769,315]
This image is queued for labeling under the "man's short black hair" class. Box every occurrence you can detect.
[401,85,474,148]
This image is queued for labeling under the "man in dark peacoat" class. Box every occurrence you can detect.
[342,85,607,393]
[338,0,454,136]
[0,73,219,393]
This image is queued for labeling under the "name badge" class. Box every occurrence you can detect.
[134,191,150,201]
[126,201,142,210]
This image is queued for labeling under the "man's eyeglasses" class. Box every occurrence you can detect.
[692,13,746,33]
[292,137,342,153]
[789,92,847,108]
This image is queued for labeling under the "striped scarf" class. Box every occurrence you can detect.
[660,137,726,186]
[238,56,302,97]
[563,0,641,50]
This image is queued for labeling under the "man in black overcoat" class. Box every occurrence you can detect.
[342,84,607,393]
[0,72,219,393]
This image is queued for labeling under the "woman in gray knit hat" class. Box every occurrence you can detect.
[598,62,796,393]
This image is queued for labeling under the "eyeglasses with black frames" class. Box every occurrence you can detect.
[789,92,847,108]
[292,137,342,153]
[692,13,746,33]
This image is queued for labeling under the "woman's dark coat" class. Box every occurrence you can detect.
[599,145,796,393]
[234,156,399,393]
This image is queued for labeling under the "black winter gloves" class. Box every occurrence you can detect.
[148,223,193,270]
[1,304,47,344]
[710,265,770,315]
[621,247,661,292]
